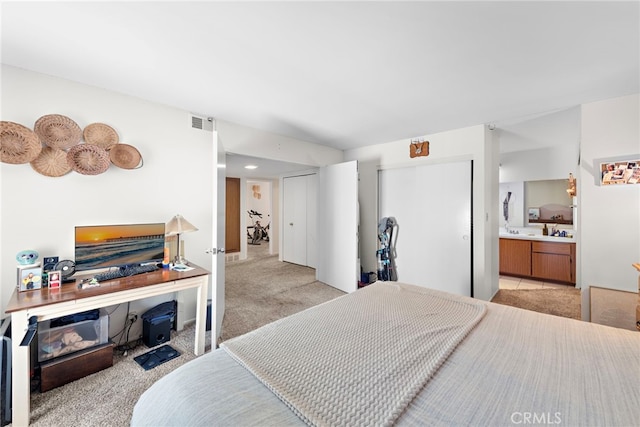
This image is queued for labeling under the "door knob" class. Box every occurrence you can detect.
[206,248,225,254]
[289,222,294,226]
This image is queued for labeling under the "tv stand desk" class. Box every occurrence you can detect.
[5,264,210,426]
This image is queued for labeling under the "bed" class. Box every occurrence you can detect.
[131,282,640,426]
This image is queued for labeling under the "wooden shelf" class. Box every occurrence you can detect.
[529,219,573,225]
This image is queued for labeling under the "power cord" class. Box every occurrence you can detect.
[113,313,141,356]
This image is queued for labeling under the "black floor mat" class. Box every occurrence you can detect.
[134,344,180,370]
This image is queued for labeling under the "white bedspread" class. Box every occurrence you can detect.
[221,282,486,427]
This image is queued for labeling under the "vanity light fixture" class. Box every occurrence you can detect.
[567,173,577,197]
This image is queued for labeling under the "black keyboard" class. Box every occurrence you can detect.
[93,264,159,282]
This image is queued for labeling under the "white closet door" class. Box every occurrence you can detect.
[282,175,309,266]
[378,161,472,296]
[317,161,359,293]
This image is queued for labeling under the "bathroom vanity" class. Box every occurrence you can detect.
[500,234,576,284]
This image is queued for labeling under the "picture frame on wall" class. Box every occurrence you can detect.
[528,208,540,220]
[18,266,43,292]
[595,154,640,186]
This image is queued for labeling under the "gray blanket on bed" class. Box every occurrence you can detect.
[221,282,486,426]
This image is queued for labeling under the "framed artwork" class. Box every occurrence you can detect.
[48,270,62,289]
[595,155,640,186]
[528,208,540,220]
[19,266,43,292]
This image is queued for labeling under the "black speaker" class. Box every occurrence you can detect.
[42,257,59,272]
[142,317,172,347]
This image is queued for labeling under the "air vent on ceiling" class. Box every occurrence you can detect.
[189,113,214,132]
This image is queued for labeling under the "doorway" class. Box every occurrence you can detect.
[246,179,273,260]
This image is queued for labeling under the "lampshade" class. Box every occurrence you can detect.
[166,214,198,236]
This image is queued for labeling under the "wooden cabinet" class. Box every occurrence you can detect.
[499,238,531,276]
[532,252,572,282]
[500,238,575,284]
[532,241,575,283]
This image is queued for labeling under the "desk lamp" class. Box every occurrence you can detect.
[165,214,198,265]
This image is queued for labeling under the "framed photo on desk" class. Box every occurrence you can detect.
[18,266,43,292]
[48,270,62,289]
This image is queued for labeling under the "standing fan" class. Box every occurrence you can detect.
[54,260,76,281]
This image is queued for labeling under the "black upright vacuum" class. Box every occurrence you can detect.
[377,217,398,281]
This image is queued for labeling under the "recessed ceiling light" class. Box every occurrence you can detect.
[245,165,258,170]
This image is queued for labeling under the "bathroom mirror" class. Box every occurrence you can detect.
[526,179,573,224]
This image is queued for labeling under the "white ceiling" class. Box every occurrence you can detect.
[225,152,315,179]
[1,1,638,156]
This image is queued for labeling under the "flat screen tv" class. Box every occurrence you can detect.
[74,223,166,272]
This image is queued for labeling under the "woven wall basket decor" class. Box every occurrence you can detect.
[0,121,43,164]
[34,114,82,150]
[31,146,72,177]
[83,123,119,150]
[110,143,143,169]
[67,144,110,175]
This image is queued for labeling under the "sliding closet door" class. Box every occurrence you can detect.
[378,161,472,296]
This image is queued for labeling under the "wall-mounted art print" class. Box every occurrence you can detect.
[595,155,640,186]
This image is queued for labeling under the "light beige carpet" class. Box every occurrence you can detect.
[220,255,346,342]
[491,288,581,320]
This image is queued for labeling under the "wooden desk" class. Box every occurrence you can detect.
[5,265,210,426]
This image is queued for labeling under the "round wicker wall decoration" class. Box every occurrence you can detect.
[83,123,119,150]
[67,144,110,175]
[34,114,82,150]
[110,143,143,169]
[31,146,72,177]
[0,121,43,164]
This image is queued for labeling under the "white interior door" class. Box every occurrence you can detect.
[378,161,472,296]
[317,160,359,293]
[282,174,311,266]
[210,131,226,342]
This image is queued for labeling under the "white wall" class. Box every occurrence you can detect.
[500,145,578,183]
[498,106,580,183]
[579,94,640,320]
[499,182,525,227]
[217,120,343,167]
[1,65,213,339]
[246,180,272,221]
[345,125,499,301]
